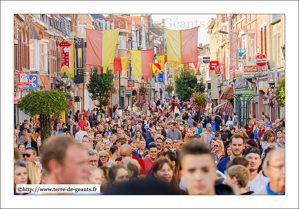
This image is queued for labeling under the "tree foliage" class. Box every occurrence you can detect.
[174,69,197,101]
[269,78,285,107]
[139,86,148,96]
[17,90,73,141]
[86,67,114,110]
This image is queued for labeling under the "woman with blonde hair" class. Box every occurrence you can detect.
[95,141,105,153]
[213,140,225,164]
[14,135,18,148]
[104,144,111,153]
[87,166,102,184]
[240,128,249,140]
[98,150,110,167]
[25,161,41,184]
[121,157,141,181]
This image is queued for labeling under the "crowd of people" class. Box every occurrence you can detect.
[14,97,285,195]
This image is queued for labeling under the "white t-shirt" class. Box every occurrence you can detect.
[246,174,270,193]
[75,130,88,143]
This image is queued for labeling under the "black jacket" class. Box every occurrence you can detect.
[215,179,234,195]
[24,140,39,156]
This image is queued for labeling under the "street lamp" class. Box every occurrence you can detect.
[196,70,201,92]
[61,72,69,84]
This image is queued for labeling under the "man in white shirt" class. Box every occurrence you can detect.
[75,125,88,143]
[245,147,270,193]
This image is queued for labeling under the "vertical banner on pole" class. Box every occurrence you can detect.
[67,40,74,77]
[229,33,239,71]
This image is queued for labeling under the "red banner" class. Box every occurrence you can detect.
[18,72,29,86]
[59,41,71,72]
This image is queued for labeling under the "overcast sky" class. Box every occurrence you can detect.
[152,15,216,45]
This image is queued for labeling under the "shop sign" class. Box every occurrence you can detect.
[215,65,225,75]
[242,90,253,95]
[263,95,269,104]
[255,54,267,66]
[59,41,71,73]
[268,73,275,84]
[14,89,22,103]
[259,81,269,91]
[203,57,210,64]
[18,72,30,87]
[25,75,38,89]
[239,49,246,61]
[209,61,219,70]
[278,70,285,80]
[128,80,134,87]
[22,89,30,98]
[243,65,258,77]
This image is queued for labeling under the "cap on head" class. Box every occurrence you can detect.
[244,147,261,157]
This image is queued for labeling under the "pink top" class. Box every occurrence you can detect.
[143,157,154,175]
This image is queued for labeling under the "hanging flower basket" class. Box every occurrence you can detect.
[165,86,174,94]
[139,87,148,96]
[190,92,207,111]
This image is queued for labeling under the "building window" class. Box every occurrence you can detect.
[30,40,36,70]
[272,22,281,66]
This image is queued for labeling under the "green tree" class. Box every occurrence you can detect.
[86,67,114,110]
[17,90,73,141]
[198,80,206,93]
[175,69,197,101]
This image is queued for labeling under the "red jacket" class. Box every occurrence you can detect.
[115,153,146,175]
[83,112,88,119]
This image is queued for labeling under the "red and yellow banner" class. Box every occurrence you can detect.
[165,27,198,65]
[130,49,154,81]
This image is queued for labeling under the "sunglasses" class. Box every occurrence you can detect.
[165,142,171,145]
[22,153,31,157]
[214,145,220,147]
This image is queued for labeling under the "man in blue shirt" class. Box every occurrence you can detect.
[210,117,219,132]
[217,134,245,175]
[187,116,195,128]
[254,149,285,195]
[146,128,157,148]
[264,116,273,129]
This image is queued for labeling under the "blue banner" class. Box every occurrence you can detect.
[158,71,164,82]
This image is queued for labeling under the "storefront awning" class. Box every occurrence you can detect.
[213,101,234,117]
[220,87,234,100]
[29,22,41,40]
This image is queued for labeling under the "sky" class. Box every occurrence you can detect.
[103,14,216,45]
[152,15,216,45]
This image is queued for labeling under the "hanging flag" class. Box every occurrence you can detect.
[165,27,198,64]
[130,49,154,81]
[158,71,164,82]
[85,28,120,72]
[185,63,189,70]
[156,55,165,72]
[152,63,161,73]
[121,57,130,71]
[114,57,122,74]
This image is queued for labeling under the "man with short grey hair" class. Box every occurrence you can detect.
[86,149,100,167]
[254,149,285,195]
[201,123,213,145]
